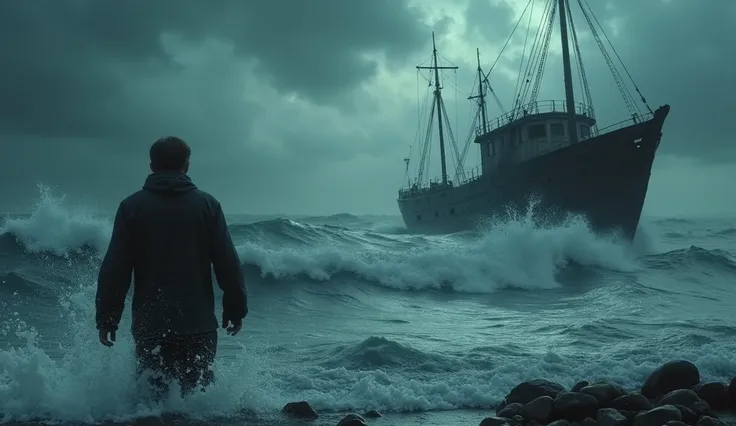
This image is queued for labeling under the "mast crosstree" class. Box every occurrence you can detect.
[416,32,458,186]
[468,48,489,135]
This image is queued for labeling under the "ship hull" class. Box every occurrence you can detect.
[397,105,670,240]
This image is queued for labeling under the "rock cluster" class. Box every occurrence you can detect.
[281,400,382,425]
[280,360,735,426]
[483,360,734,426]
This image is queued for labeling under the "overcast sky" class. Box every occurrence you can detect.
[1,0,734,217]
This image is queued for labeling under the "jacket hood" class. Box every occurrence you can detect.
[143,171,197,195]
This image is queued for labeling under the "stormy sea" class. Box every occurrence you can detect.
[1,186,736,426]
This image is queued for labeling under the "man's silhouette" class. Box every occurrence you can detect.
[95,136,248,397]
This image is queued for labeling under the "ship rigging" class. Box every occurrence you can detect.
[404,0,655,192]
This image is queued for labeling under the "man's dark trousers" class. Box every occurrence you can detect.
[135,331,218,398]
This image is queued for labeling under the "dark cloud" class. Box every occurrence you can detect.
[0,0,429,213]
[464,0,516,42]
[0,0,427,140]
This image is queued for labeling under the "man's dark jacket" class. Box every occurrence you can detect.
[95,171,248,340]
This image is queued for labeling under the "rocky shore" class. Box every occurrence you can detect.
[281,360,736,426]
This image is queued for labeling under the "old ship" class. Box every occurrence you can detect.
[397,0,670,240]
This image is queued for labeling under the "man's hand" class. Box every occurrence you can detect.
[222,315,242,336]
[98,328,116,347]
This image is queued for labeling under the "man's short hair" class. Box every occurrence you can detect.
[149,136,191,172]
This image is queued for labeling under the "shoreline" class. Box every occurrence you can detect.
[4,410,736,426]
[4,360,736,426]
[282,360,736,426]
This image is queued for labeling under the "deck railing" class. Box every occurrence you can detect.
[595,111,654,134]
[399,164,484,197]
[398,181,450,198]
[456,164,483,186]
[475,100,595,137]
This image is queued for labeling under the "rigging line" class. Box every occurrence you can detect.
[438,52,459,68]
[480,79,502,115]
[440,97,464,182]
[582,8,640,118]
[513,0,536,104]
[415,69,420,142]
[519,0,553,91]
[489,87,505,113]
[454,69,458,149]
[566,1,586,106]
[412,75,433,180]
[575,0,638,117]
[580,0,651,113]
[527,0,557,106]
[418,68,433,86]
[572,38,585,106]
[484,0,534,81]
[441,69,473,100]
[516,0,554,109]
[410,72,420,169]
[425,112,434,185]
[467,75,477,122]
[576,0,638,115]
[416,49,433,68]
[459,109,480,168]
[566,0,594,118]
[439,99,462,181]
[417,101,435,185]
[514,1,546,106]
[417,77,432,139]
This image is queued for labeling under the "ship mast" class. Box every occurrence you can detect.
[417,32,458,186]
[558,0,578,144]
[469,48,489,134]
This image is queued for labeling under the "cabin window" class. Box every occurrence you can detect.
[449,208,455,215]
[527,124,546,139]
[550,123,564,137]
[580,125,590,139]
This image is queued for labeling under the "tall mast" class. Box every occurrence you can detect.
[469,48,489,134]
[558,0,578,144]
[416,32,457,186]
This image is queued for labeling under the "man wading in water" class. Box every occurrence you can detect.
[95,136,248,398]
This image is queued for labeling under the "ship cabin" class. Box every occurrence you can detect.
[474,100,596,174]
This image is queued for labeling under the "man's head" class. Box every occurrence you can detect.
[149,136,191,173]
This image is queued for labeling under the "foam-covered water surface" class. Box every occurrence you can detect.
[1,186,736,424]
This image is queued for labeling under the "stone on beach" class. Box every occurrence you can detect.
[336,412,367,426]
[281,400,318,419]
[479,359,736,426]
[283,359,736,426]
